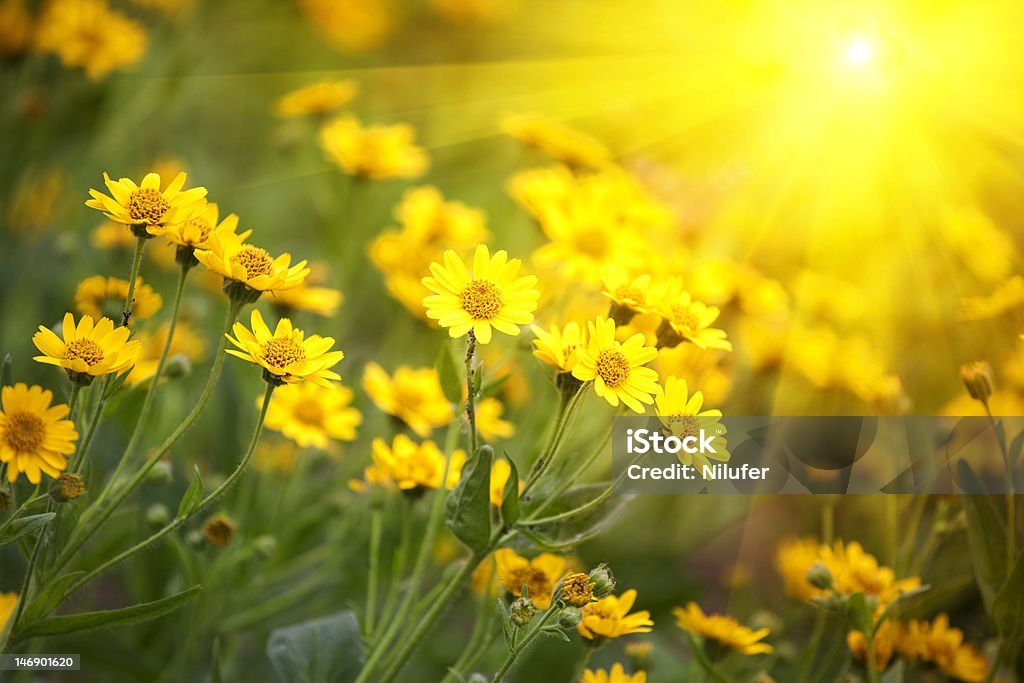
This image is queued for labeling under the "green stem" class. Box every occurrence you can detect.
[372,498,413,642]
[521,383,587,497]
[443,588,497,683]
[365,507,383,636]
[864,636,880,683]
[466,332,478,455]
[64,381,275,597]
[121,237,147,327]
[528,425,612,519]
[797,611,825,683]
[491,601,561,682]
[569,645,595,682]
[8,500,52,635]
[66,384,81,418]
[69,383,109,473]
[984,406,1016,568]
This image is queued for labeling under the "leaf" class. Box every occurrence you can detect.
[992,547,1024,655]
[210,637,225,683]
[445,445,493,552]
[0,512,55,548]
[511,483,631,552]
[0,353,12,388]
[267,611,364,683]
[956,460,1007,613]
[845,592,874,635]
[19,571,84,626]
[500,455,520,526]
[436,344,462,405]
[873,585,930,635]
[177,465,204,519]
[884,575,974,621]
[14,585,201,639]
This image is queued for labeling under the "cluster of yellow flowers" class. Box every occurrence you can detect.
[848,614,990,681]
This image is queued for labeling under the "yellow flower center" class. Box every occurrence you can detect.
[562,572,595,607]
[231,246,275,279]
[666,414,700,440]
[595,348,631,388]
[64,339,104,367]
[573,228,611,259]
[670,305,699,334]
[460,279,503,320]
[184,218,212,245]
[614,284,645,307]
[261,337,306,369]
[507,566,553,602]
[3,410,46,452]
[128,188,171,225]
[293,398,325,427]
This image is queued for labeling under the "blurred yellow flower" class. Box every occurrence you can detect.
[848,617,901,672]
[6,169,64,234]
[0,593,17,632]
[531,321,584,373]
[674,602,772,655]
[271,284,343,317]
[475,397,514,441]
[653,288,731,351]
[275,79,359,118]
[572,315,659,413]
[148,202,250,252]
[395,186,488,245]
[958,276,1024,321]
[125,320,207,386]
[195,232,309,297]
[470,555,499,595]
[86,172,207,235]
[35,0,147,79]
[654,376,728,471]
[578,589,653,640]
[74,276,162,322]
[362,362,453,437]
[0,383,78,484]
[495,548,566,609]
[430,0,519,25]
[33,313,142,384]
[775,537,823,601]
[488,458,522,506]
[940,206,1015,282]
[422,245,539,344]
[582,663,646,683]
[506,165,575,219]
[368,434,465,491]
[261,382,361,449]
[254,439,299,474]
[320,115,429,180]
[90,221,136,249]
[602,267,652,324]
[898,614,989,682]
[0,0,31,58]
[297,0,394,52]
[226,309,344,387]
[502,113,610,169]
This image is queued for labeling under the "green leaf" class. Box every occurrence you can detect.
[177,465,204,519]
[992,547,1024,655]
[436,344,462,405]
[14,585,201,639]
[956,460,1007,612]
[210,637,224,683]
[19,571,84,626]
[267,611,364,683]
[0,512,55,548]
[0,353,12,388]
[500,456,520,526]
[445,445,493,552]
[470,360,484,398]
[884,575,974,621]
[845,592,873,635]
[512,483,629,552]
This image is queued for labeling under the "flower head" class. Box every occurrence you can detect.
[320,115,428,180]
[476,397,514,441]
[898,614,989,682]
[75,275,162,322]
[495,548,566,610]
[367,434,465,491]
[562,572,596,607]
[654,376,728,470]
[654,288,732,351]
[33,313,142,384]
[531,321,585,373]
[362,362,453,437]
[0,383,78,484]
[275,79,359,118]
[501,113,610,169]
[271,284,343,317]
[582,664,647,683]
[572,316,659,413]
[261,382,361,449]
[226,309,344,387]
[422,245,539,344]
[35,0,147,80]
[578,589,654,640]
[203,514,235,547]
[673,602,772,655]
[960,361,994,404]
[148,202,250,254]
[602,267,652,324]
[86,171,207,237]
[195,232,310,301]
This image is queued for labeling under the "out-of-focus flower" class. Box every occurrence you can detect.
[226,309,344,387]
[0,0,31,57]
[572,315,659,413]
[495,548,566,609]
[0,383,78,484]
[275,79,359,118]
[654,376,728,471]
[488,458,523,506]
[362,362,453,437]
[794,270,864,325]
[471,554,498,595]
[674,602,772,655]
[74,276,162,322]
[91,221,137,249]
[532,321,585,373]
[297,0,394,52]
[502,113,610,169]
[395,186,488,245]
[86,172,207,236]
[254,439,299,474]
[203,514,235,547]
[475,397,514,441]
[848,617,901,672]
[261,382,361,449]
[960,361,994,405]
[149,202,250,253]
[33,313,142,384]
[653,287,731,351]
[0,593,18,632]
[35,0,147,79]
[602,267,652,325]
[422,245,539,344]
[366,434,465,491]
[430,0,519,25]
[130,0,194,17]
[581,664,646,683]
[320,115,428,180]
[578,589,654,640]
[940,206,1015,282]
[125,320,207,386]
[195,232,309,299]
[958,276,1024,321]
[6,169,64,234]
[897,614,989,682]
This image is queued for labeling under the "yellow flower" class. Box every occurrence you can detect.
[775,537,823,601]
[578,589,654,640]
[501,113,610,169]
[91,221,137,249]
[0,593,17,632]
[33,313,142,384]
[562,572,596,607]
[531,321,585,373]
[85,171,207,236]
[148,202,250,252]
[394,185,489,245]
[495,548,566,610]
[422,245,539,344]
[125,320,207,386]
[654,288,732,351]
[602,267,652,323]
[194,232,310,298]
[476,397,514,441]
[261,383,361,449]
[362,362,453,437]
[471,555,499,596]
[430,0,519,25]
[368,434,465,491]
[226,309,344,387]
[0,0,31,58]
[654,376,728,471]
[848,618,901,672]
[35,0,147,79]
[572,316,659,413]
[0,383,78,484]
[320,115,429,180]
[582,664,647,683]
[74,276,163,322]
[275,79,359,118]
[297,0,394,52]
[673,602,772,655]
[271,284,343,317]
[898,615,989,682]
[254,439,299,474]
[489,458,523,506]
[958,276,1024,321]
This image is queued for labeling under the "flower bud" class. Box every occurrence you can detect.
[253,534,278,559]
[49,473,85,502]
[588,564,616,598]
[561,572,595,607]
[625,641,652,670]
[163,354,192,380]
[960,361,994,404]
[146,459,173,485]
[203,514,235,547]
[557,606,583,629]
[805,562,834,591]
[146,503,170,527]
[509,596,536,627]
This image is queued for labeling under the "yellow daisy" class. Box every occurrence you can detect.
[578,589,654,640]
[654,376,728,470]
[85,171,207,237]
[531,321,585,373]
[654,289,732,351]
[147,202,250,254]
[495,548,567,610]
[572,315,659,413]
[0,593,17,632]
[475,397,514,441]
[74,275,163,322]
[368,434,465,491]
[261,382,361,449]
[194,231,309,301]
[35,0,147,80]
[601,266,652,324]
[274,79,359,118]
[673,602,772,655]
[582,664,646,683]
[225,309,344,387]
[320,115,429,180]
[0,383,78,484]
[422,245,539,344]
[271,284,343,317]
[33,313,142,385]
[362,362,453,437]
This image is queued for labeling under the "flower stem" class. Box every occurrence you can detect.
[8,500,52,637]
[490,601,561,682]
[121,236,147,327]
[983,406,1016,568]
[365,507,384,635]
[522,382,587,497]
[466,331,478,455]
[66,384,81,419]
[371,497,413,642]
[528,424,612,519]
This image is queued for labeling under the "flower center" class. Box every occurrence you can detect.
[573,228,611,259]
[666,414,701,440]
[595,348,631,388]
[261,337,306,369]
[3,411,46,452]
[231,246,275,279]
[64,339,104,367]
[508,567,552,601]
[184,218,212,245]
[293,398,325,426]
[460,279,503,320]
[128,188,171,225]
[614,285,645,307]
[670,305,699,334]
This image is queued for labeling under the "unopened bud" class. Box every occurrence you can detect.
[960,361,994,403]
[588,564,616,598]
[164,354,192,380]
[146,503,170,527]
[806,562,833,591]
[558,606,583,628]
[49,473,85,502]
[146,459,173,485]
[561,572,595,607]
[625,641,652,670]
[510,596,536,626]
[253,534,278,559]
[203,514,235,547]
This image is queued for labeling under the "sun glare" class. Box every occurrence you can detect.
[846,38,872,65]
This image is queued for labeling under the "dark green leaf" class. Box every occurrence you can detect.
[0,512,55,548]
[19,571,84,626]
[177,465,204,519]
[445,445,493,552]
[956,460,1007,613]
[884,575,974,621]
[267,611,364,683]
[500,456,520,526]
[436,344,462,405]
